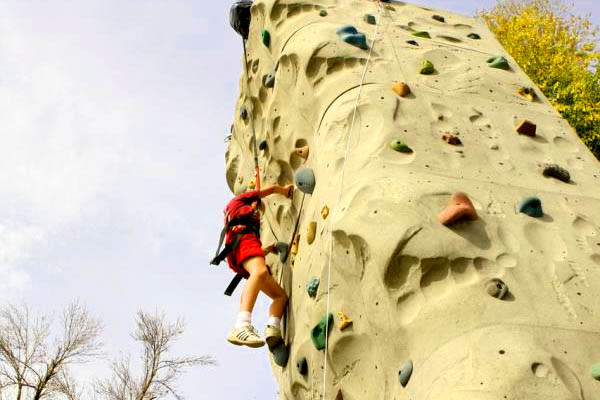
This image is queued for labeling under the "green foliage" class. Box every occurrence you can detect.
[479,0,600,161]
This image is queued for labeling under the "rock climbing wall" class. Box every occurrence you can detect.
[226,1,600,398]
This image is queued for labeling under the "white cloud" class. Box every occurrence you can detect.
[0,223,44,296]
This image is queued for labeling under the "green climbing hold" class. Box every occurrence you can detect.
[487,55,510,70]
[399,360,413,387]
[467,33,481,40]
[261,29,271,47]
[517,197,543,218]
[419,60,434,75]
[271,343,289,367]
[390,139,413,153]
[297,357,308,375]
[311,313,333,350]
[432,15,445,23]
[364,14,376,25]
[306,278,320,298]
[412,31,431,39]
[592,364,600,380]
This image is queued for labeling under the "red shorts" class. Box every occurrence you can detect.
[226,233,264,278]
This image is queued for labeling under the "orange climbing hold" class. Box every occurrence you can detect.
[438,192,478,226]
[295,146,309,160]
[392,82,411,97]
[321,205,330,219]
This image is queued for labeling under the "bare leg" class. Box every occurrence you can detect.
[239,256,288,318]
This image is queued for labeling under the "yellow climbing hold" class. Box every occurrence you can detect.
[337,311,352,331]
[517,87,536,101]
[321,205,330,219]
[248,179,256,190]
[237,176,244,184]
[306,221,317,244]
[291,233,300,256]
[392,82,411,97]
[295,145,309,160]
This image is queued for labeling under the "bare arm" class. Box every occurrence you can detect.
[258,184,293,199]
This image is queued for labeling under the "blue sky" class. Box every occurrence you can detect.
[0,1,597,399]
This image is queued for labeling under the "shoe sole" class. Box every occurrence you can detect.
[227,337,265,348]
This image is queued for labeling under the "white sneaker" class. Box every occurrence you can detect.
[227,325,265,348]
[264,325,283,350]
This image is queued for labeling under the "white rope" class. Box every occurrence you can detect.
[321,2,383,398]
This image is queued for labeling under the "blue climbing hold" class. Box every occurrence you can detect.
[306,278,320,298]
[276,242,289,263]
[297,357,308,375]
[517,197,543,218]
[364,14,376,25]
[487,55,510,70]
[311,313,333,350]
[336,25,369,50]
[261,29,271,47]
[271,343,289,367]
[295,167,316,194]
[264,73,275,88]
[399,360,413,387]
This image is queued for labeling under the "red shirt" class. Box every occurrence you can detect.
[224,190,260,241]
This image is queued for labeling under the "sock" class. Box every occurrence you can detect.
[235,311,252,329]
[267,316,281,329]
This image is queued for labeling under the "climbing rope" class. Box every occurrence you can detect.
[242,39,261,195]
[321,2,384,398]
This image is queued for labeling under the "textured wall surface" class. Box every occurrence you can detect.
[225,1,600,398]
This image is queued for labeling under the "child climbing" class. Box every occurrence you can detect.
[211,184,294,349]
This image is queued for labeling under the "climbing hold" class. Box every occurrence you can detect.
[406,40,419,46]
[517,197,543,218]
[306,221,317,244]
[420,60,434,75]
[335,389,344,400]
[306,278,320,298]
[392,82,411,97]
[518,87,536,101]
[295,167,316,194]
[543,164,570,183]
[290,234,300,257]
[438,192,478,226]
[443,134,462,146]
[413,31,431,39]
[263,73,275,88]
[237,176,244,184]
[432,14,445,22]
[592,364,600,381]
[319,9,327,17]
[364,14,376,25]
[261,29,271,47]
[390,139,413,153]
[240,106,248,120]
[311,313,333,350]
[297,357,308,375]
[399,360,413,387]
[259,140,268,151]
[271,343,289,367]
[321,205,330,219]
[516,120,537,137]
[248,179,256,190]
[487,55,510,70]
[337,311,353,331]
[275,242,289,263]
[485,278,508,300]
[295,145,309,160]
[336,26,369,50]
[467,33,481,40]
[229,1,253,40]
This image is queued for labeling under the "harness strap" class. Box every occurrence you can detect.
[224,273,244,296]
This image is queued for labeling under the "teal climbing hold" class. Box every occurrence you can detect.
[390,139,413,153]
[420,60,434,74]
[487,56,510,70]
[399,360,413,387]
[364,14,376,25]
[275,242,289,262]
[592,364,600,380]
[295,167,316,194]
[432,15,445,23]
[311,313,333,350]
[467,33,481,39]
[261,29,271,47]
[336,25,369,50]
[306,278,320,298]
[517,197,543,218]
[271,343,289,367]
[412,31,431,39]
[264,73,275,88]
[297,357,308,375]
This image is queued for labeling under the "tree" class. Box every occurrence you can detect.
[95,311,215,400]
[0,302,102,400]
[478,0,600,160]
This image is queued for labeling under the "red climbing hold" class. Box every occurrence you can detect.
[442,134,462,146]
[438,192,478,226]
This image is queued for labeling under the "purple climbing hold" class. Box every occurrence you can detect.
[336,25,369,50]
[543,164,570,183]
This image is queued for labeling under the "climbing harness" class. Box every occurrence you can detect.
[321,2,384,398]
